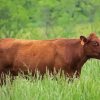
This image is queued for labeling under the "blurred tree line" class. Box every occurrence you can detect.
[0,0,100,39]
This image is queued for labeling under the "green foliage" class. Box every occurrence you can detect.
[0,0,100,38]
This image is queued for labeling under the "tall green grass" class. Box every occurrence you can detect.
[0,60,100,100]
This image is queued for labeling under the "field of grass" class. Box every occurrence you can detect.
[0,59,100,100]
[0,0,100,99]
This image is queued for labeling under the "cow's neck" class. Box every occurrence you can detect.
[75,40,89,70]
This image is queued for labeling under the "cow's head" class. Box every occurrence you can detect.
[80,33,100,59]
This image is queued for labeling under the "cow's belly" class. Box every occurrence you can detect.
[13,48,56,74]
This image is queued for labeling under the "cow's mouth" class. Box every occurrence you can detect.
[98,53,100,57]
[87,53,100,59]
[95,53,100,59]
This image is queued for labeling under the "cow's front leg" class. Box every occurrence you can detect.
[75,70,81,78]
[64,70,75,78]
[75,65,82,78]
[64,71,75,83]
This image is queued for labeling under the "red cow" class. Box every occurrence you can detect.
[0,33,100,81]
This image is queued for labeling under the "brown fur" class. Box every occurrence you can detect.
[0,33,100,80]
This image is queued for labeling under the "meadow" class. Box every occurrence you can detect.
[0,0,100,100]
[0,59,100,100]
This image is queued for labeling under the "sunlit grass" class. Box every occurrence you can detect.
[0,60,100,100]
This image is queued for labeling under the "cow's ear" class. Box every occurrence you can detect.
[80,36,88,45]
[89,33,97,39]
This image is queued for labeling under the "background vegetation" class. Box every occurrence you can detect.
[0,0,100,100]
[0,0,100,39]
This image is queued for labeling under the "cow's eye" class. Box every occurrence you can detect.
[92,41,99,46]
